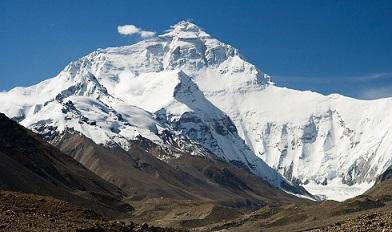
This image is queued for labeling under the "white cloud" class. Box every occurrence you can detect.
[117,24,156,38]
[117,25,140,36]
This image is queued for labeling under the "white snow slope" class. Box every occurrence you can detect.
[1,21,390,200]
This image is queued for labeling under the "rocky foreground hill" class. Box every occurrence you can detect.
[0,191,182,232]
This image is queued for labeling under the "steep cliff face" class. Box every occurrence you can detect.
[202,85,392,200]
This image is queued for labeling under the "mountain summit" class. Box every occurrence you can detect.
[163,21,211,38]
[2,21,392,200]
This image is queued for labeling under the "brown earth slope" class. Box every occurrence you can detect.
[0,113,131,218]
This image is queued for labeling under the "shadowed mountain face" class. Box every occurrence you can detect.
[55,131,310,209]
[0,113,132,218]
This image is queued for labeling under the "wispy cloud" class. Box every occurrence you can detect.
[273,72,392,100]
[274,72,392,85]
[117,24,156,38]
[358,86,392,100]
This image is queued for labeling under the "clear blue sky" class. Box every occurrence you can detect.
[1,0,391,99]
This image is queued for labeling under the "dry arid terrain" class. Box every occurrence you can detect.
[126,197,392,232]
[124,170,392,231]
[0,191,183,232]
[2,189,392,232]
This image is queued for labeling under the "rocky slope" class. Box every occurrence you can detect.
[0,113,131,218]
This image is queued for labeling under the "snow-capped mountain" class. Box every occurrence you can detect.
[0,21,294,194]
[1,21,391,200]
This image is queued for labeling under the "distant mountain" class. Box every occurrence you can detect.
[0,113,131,218]
[2,21,392,200]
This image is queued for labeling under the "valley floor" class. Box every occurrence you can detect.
[0,191,181,232]
[126,196,392,231]
[2,190,392,231]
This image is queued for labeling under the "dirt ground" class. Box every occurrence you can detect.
[0,191,182,232]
